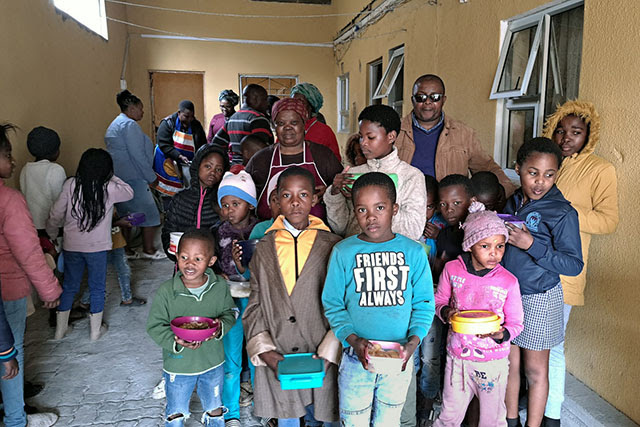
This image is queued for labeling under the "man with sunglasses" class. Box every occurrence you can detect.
[396,74,516,196]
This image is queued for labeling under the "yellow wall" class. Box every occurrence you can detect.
[0,0,129,186]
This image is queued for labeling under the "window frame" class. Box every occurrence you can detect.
[337,73,350,133]
[368,58,383,106]
[372,46,404,100]
[237,74,299,104]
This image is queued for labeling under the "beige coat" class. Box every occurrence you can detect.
[543,101,619,305]
[243,226,342,422]
[395,113,517,196]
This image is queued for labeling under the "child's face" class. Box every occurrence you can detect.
[553,115,587,158]
[358,120,395,160]
[0,145,16,179]
[278,175,317,230]
[353,185,398,243]
[220,195,252,227]
[426,192,437,221]
[177,239,216,287]
[352,143,367,166]
[268,189,281,219]
[469,235,506,271]
[198,152,225,188]
[439,185,474,226]
[516,152,559,202]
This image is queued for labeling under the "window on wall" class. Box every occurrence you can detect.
[239,75,298,105]
[492,1,583,170]
[373,46,405,116]
[368,58,383,106]
[53,0,108,39]
[337,73,350,133]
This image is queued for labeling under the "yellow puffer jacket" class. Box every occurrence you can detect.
[543,100,619,305]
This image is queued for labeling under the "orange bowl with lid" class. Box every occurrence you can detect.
[450,310,501,335]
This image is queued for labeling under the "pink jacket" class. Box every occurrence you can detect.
[0,180,62,302]
[435,256,523,362]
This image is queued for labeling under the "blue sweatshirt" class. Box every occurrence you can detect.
[322,234,435,347]
[502,185,583,295]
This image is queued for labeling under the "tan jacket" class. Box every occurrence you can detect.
[543,101,619,305]
[395,113,517,196]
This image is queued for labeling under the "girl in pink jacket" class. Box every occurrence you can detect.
[433,202,523,427]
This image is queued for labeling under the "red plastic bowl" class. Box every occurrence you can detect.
[170,316,218,342]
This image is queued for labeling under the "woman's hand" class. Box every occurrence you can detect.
[507,223,534,250]
[2,359,18,380]
[231,240,245,274]
[423,222,441,240]
[259,350,284,373]
[401,335,420,371]
[346,334,370,370]
[330,167,355,198]
[177,155,190,165]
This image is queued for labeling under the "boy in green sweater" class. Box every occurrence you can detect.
[147,229,236,427]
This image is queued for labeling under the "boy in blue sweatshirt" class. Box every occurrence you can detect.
[322,172,435,427]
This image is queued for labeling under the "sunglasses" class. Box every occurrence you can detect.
[412,93,444,103]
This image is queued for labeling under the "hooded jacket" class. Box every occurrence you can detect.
[161,145,227,260]
[542,101,619,305]
[502,186,583,296]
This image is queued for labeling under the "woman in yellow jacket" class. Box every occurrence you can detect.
[541,100,619,425]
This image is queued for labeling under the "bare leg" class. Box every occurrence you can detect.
[505,344,521,419]
[142,226,157,254]
[522,349,550,427]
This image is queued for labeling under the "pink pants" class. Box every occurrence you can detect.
[433,354,509,427]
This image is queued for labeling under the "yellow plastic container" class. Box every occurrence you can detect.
[450,310,501,335]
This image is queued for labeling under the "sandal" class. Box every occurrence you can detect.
[139,250,167,260]
[126,251,141,260]
[120,297,147,306]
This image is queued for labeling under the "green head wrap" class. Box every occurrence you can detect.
[290,83,323,115]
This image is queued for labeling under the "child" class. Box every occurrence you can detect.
[436,174,476,265]
[502,138,583,427]
[421,174,447,265]
[46,148,134,341]
[146,229,236,427]
[324,104,427,241]
[162,145,229,261]
[215,168,259,425]
[240,134,267,166]
[0,123,61,427]
[345,133,366,167]
[243,166,342,426]
[433,202,523,427]
[19,126,66,234]
[471,171,506,213]
[541,101,618,425]
[322,172,435,427]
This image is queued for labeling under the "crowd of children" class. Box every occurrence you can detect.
[0,94,618,427]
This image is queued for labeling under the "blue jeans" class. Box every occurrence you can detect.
[163,365,226,427]
[81,248,131,304]
[545,303,572,419]
[60,250,107,313]
[339,350,412,426]
[0,298,27,427]
[279,404,339,427]
[222,297,254,420]
[419,319,445,399]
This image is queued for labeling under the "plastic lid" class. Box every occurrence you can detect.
[278,353,323,375]
[451,310,500,324]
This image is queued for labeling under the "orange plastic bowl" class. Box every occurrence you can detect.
[450,310,501,335]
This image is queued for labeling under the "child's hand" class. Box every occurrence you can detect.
[174,336,202,350]
[506,223,534,250]
[42,298,60,309]
[442,306,460,324]
[330,167,355,198]
[346,334,370,370]
[259,350,284,373]
[231,240,245,274]
[401,335,420,371]
[1,359,18,380]
[477,327,505,341]
[423,222,441,240]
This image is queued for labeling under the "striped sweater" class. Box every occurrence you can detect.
[212,105,273,164]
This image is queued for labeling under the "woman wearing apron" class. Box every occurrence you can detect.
[246,98,343,221]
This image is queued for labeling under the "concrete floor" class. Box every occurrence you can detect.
[17,256,638,426]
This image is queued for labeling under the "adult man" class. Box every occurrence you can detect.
[212,84,274,165]
[396,74,516,195]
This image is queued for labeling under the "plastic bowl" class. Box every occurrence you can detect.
[497,214,525,229]
[170,316,218,342]
[367,340,404,375]
[278,353,325,390]
[125,212,146,226]
[238,239,260,267]
[450,310,501,335]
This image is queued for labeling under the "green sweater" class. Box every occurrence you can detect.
[146,269,236,375]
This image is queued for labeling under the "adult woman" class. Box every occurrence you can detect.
[290,83,341,161]
[207,89,240,143]
[246,98,342,221]
[105,90,162,259]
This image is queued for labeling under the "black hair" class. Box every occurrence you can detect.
[218,89,239,106]
[179,100,195,112]
[413,74,446,95]
[0,123,18,152]
[240,135,267,152]
[116,90,141,112]
[27,126,61,160]
[471,171,501,198]
[277,166,315,193]
[424,174,439,201]
[358,105,401,135]
[516,137,563,168]
[351,172,397,204]
[71,148,114,232]
[267,95,280,119]
[439,174,474,198]
[345,134,363,166]
[178,228,217,257]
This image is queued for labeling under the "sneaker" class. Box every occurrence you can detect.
[225,419,241,427]
[239,381,253,407]
[26,412,58,426]
[151,377,166,399]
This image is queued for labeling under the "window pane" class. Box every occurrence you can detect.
[507,109,535,169]
[374,53,403,98]
[544,6,584,117]
[498,25,538,92]
[388,64,404,116]
[369,60,383,105]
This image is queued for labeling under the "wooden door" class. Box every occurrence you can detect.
[149,71,205,138]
